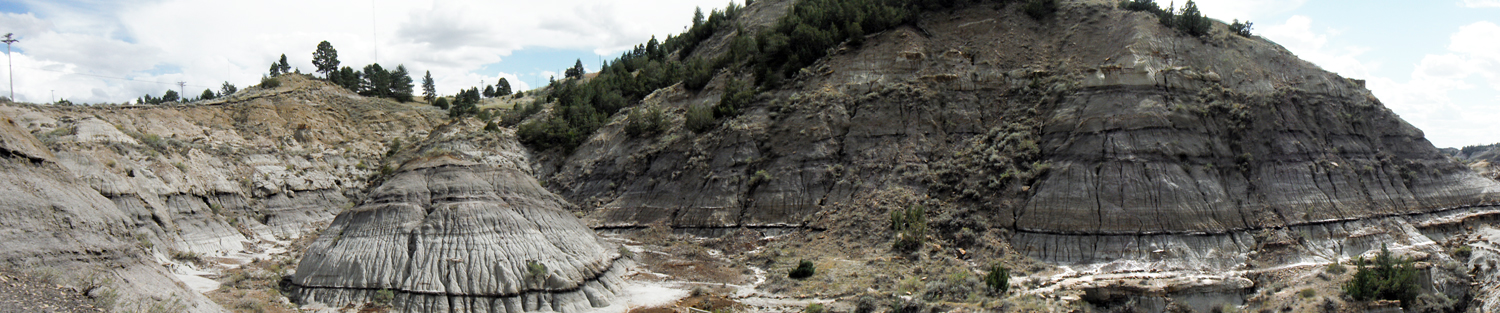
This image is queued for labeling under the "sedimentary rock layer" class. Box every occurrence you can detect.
[291,155,625,312]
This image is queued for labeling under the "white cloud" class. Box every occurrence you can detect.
[1260,15,1376,79]
[0,0,735,104]
[1259,16,1500,147]
[1461,0,1500,8]
[1188,0,1307,23]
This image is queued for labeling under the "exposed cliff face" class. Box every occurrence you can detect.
[1,106,223,311]
[0,75,442,311]
[291,123,627,312]
[543,0,1499,267]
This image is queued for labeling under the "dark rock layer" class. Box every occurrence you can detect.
[541,1,1500,266]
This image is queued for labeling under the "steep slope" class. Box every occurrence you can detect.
[0,74,443,311]
[548,0,1498,260]
[290,122,627,312]
[1,104,224,311]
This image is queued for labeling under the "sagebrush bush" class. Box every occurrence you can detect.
[685,105,717,133]
[259,76,280,89]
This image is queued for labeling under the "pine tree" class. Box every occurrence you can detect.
[361,64,389,98]
[422,71,436,102]
[278,54,292,75]
[391,65,415,102]
[161,90,179,102]
[484,85,496,98]
[312,41,340,78]
[201,88,216,100]
[566,59,585,79]
[693,7,705,28]
[496,78,512,97]
[219,82,237,97]
[269,62,282,77]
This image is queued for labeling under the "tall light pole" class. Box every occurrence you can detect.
[2,33,17,102]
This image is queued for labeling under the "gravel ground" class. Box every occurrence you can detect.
[0,268,106,313]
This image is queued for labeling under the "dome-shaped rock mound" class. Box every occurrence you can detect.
[290,154,626,312]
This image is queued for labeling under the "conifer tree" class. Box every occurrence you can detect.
[312,41,340,78]
[422,71,436,102]
[219,82,237,97]
[391,65,415,102]
[496,78,512,97]
[277,54,292,75]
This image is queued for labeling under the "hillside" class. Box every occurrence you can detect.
[3,0,1500,312]
[523,0,1500,311]
[0,74,443,312]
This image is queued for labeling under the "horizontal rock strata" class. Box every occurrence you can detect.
[291,156,624,312]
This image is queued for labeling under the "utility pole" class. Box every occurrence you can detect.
[3,33,17,102]
[177,81,186,102]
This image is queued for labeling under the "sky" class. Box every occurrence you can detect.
[0,1,1496,148]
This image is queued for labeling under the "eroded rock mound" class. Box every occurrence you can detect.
[291,153,625,312]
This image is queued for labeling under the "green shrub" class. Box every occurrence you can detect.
[685,105,717,133]
[1299,288,1316,298]
[433,97,450,109]
[1326,262,1347,274]
[716,79,755,119]
[804,303,824,313]
[1229,19,1253,37]
[1118,0,1157,11]
[526,260,550,288]
[625,106,666,137]
[984,264,1010,294]
[749,169,774,186]
[1453,246,1472,259]
[789,260,816,279]
[1343,245,1421,308]
[372,289,394,306]
[1022,0,1058,20]
[501,99,543,126]
[890,206,927,251]
[259,76,280,89]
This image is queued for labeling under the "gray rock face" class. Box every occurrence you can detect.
[541,2,1500,269]
[291,155,625,312]
[0,109,225,312]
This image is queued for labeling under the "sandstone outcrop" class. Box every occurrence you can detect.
[290,123,626,312]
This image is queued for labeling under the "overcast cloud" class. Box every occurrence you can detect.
[0,0,733,105]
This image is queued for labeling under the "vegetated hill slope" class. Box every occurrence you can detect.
[540,0,1498,265]
[0,74,442,312]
